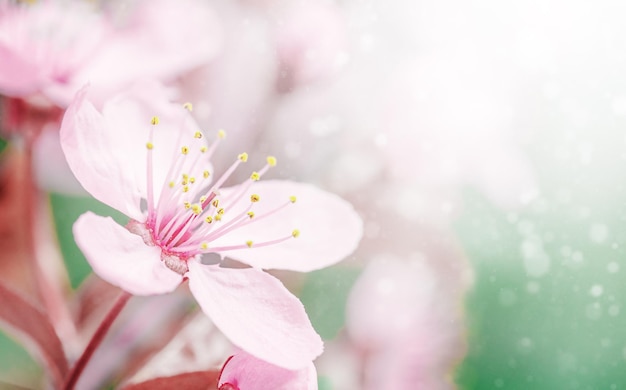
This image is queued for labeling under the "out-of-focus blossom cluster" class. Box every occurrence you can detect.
[0,0,538,389]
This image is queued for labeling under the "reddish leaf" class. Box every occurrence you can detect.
[0,147,40,303]
[72,274,121,330]
[0,281,68,389]
[0,146,78,345]
[123,371,220,390]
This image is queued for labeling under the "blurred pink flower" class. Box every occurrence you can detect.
[346,254,470,390]
[218,351,317,390]
[0,0,219,106]
[264,0,347,89]
[59,82,363,370]
[178,0,346,163]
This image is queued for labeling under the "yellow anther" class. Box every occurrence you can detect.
[183,102,193,111]
[205,216,213,223]
[292,229,300,238]
[169,181,175,188]
[247,211,255,218]
[203,170,210,178]
[151,116,159,125]
[217,208,225,215]
[200,146,208,153]
[182,178,189,185]
[215,214,222,221]
[218,129,226,139]
[200,196,207,203]
[146,142,154,150]
[250,194,260,203]
[212,199,219,208]
[190,177,196,184]
[246,241,253,248]
[183,185,189,193]
[184,202,191,209]
[201,242,208,249]
[250,171,260,181]
[238,152,248,162]
[289,195,297,203]
[194,131,203,139]
[191,204,202,215]
[181,146,189,155]
[266,156,277,167]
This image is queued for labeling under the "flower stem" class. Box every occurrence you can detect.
[63,290,132,390]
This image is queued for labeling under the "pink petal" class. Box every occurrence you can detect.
[60,82,206,219]
[33,124,86,195]
[59,88,143,220]
[212,180,363,272]
[73,212,182,296]
[219,351,317,390]
[187,261,323,370]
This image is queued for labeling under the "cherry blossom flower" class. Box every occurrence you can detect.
[0,0,218,106]
[346,253,470,390]
[218,351,317,390]
[59,82,363,370]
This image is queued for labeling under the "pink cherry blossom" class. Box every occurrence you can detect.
[0,0,219,106]
[59,82,363,370]
[218,351,317,390]
[346,254,470,390]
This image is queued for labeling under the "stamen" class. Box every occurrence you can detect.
[141,118,297,259]
[183,102,193,111]
[146,116,158,217]
[196,233,296,253]
[202,129,226,159]
[153,109,204,235]
[221,157,276,206]
[203,154,248,199]
[191,204,202,215]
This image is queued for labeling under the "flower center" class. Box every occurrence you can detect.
[136,106,299,274]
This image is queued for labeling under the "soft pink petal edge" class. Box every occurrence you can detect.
[214,180,363,272]
[219,351,317,390]
[73,212,182,295]
[187,261,323,370]
[60,88,144,220]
